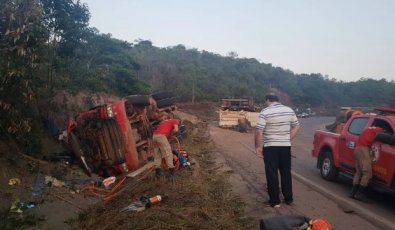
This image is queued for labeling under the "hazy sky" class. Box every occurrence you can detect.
[81,0,395,82]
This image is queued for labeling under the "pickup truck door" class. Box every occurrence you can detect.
[370,118,395,186]
[338,117,369,171]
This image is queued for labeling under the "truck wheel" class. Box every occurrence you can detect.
[320,151,339,181]
[156,97,176,108]
[125,95,150,106]
[151,91,175,101]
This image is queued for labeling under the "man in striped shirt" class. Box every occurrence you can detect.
[254,94,300,208]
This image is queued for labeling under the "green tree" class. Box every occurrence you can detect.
[0,0,45,152]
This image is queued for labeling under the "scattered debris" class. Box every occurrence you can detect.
[259,215,332,230]
[120,200,146,212]
[8,178,21,186]
[10,199,36,213]
[31,173,46,200]
[45,176,65,188]
[120,195,164,212]
[102,176,116,189]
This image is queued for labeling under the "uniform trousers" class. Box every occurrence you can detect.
[353,146,372,186]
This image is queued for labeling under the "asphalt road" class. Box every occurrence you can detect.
[293,117,395,230]
[209,116,395,230]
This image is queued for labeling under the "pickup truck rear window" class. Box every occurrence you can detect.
[348,117,369,136]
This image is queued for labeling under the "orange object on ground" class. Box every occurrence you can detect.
[311,218,331,230]
[149,195,162,205]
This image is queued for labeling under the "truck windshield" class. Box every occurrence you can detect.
[348,117,369,136]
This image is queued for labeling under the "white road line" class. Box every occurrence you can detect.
[292,171,395,230]
[238,141,395,230]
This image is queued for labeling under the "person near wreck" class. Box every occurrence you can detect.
[349,125,384,201]
[254,94,300,208]
[152,116,180,179]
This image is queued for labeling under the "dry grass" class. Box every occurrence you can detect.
[75,121,257,230]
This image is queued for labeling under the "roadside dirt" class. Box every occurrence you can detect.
[0,102,259,230]
[1,102,368,229]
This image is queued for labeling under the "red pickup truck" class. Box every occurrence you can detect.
[312,107,395,192]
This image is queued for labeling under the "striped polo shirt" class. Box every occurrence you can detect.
[256,102,299,147]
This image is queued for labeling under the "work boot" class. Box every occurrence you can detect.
[155,168,163,178]
[167,168,176,181]
[353,186,367,201]
[349,185,359,198]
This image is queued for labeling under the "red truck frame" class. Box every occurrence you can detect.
[312,107,395,192]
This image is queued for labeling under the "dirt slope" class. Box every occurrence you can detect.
[0,104,258,230]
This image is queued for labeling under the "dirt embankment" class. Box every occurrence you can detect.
[73,111,257,230]
[0,103,258,230]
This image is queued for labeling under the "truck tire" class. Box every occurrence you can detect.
[320,151,339,181]
[125,95,150,106]
[151,91,175,101]
[156,97,176,108]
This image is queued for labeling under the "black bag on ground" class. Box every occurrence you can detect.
[260,214,310,230]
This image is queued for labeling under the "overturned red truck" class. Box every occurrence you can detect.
[66,92,179,176]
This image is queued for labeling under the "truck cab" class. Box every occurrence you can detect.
[312,106,395,192]
[67,92,177,176]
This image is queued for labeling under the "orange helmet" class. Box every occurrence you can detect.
[310,218,331,230]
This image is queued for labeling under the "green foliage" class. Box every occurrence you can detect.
[1,0,394,157]
[128,41,395,107]
[41,0,90,56]
[0,0,44,148]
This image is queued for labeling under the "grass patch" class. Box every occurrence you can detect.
[0,210,45,230]
[74,121,257,230]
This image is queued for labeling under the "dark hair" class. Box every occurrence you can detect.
[265,94,279,102]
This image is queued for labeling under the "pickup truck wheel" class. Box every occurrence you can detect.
[320,151,339,181]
